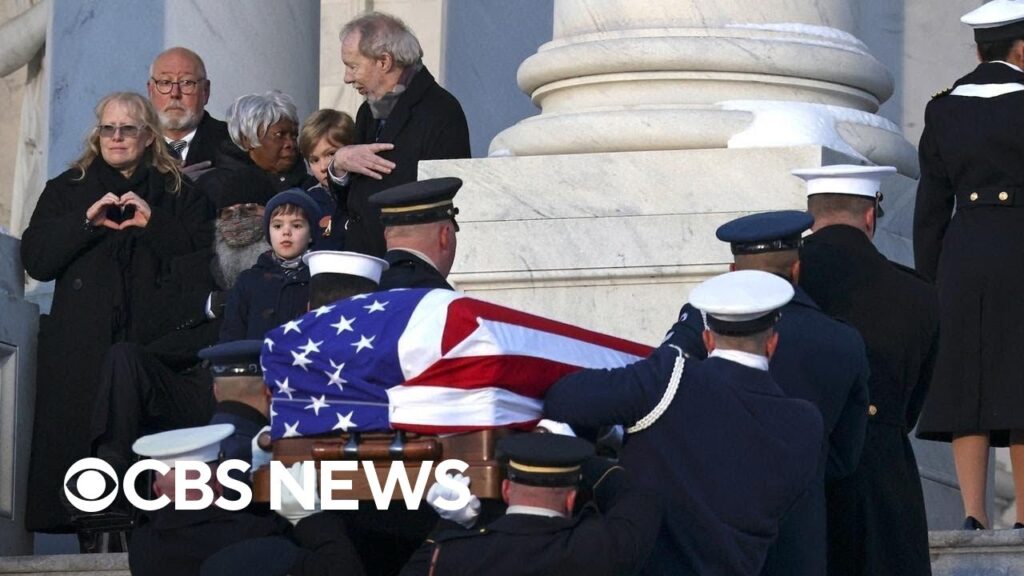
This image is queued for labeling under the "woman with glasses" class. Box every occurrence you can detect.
[198,91,314,215]
[20,91,213,537]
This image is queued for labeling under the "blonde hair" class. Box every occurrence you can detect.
[72,91,183,192]
[299,109,355,157]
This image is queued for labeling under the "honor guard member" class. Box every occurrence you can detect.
[400,434,661,576]
[369,177,461,290]
[666,211,869,576]
[200,341,270,473]
[304,250,388,308]
[795,165,939,576]
[914,0,1024,531]
[129,425,365,576]
[545,271,824,575]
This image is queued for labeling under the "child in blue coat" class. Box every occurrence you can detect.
[219,189,321,341]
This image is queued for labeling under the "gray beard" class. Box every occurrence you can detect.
[159,107,199,132]
[212,235,268,289]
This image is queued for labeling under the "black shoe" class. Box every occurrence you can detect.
[1014,522,1024,529]
[963,516,986,530]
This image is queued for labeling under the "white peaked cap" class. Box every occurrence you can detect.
[302,250,389,284]
[132,424,235,467]
[690,270,794,323]
[791,164,897,198]
[962,0,1024,28]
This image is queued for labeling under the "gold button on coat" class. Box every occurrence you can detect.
[970,192,979,201]
[868,405,878,416]
[1000,191,1009,201]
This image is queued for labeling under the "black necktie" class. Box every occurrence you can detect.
[169,139,187,159]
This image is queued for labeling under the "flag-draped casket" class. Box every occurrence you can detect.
[260,288,653,439]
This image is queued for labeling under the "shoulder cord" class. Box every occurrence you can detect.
[626,344,685,433]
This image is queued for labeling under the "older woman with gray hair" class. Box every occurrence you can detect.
[199,91,314,209]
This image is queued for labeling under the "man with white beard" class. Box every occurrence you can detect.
[147,47,230,173]
[86,172,276,531]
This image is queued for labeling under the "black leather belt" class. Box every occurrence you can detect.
[956,187,1024,207]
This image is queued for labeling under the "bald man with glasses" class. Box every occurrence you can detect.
[147,46,230,175]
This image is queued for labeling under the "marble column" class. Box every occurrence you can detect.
[491,0,916,177]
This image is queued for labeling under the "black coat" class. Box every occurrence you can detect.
[321,67,470,256]
[379,249,452,290]
[182,111,230,167]
[799,224,938,576]
[220,251,310,341]
[545,352,823,575]
[668,286,869,576]
[914,61,1024,445]
[400,460,661,576]
[21,161,212,532]
[198,140,315,207]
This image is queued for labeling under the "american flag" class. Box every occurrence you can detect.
[260,288,652,440]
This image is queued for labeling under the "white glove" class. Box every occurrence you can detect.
[534,419,576,437]
[250,426,272,477]
[279,462,320,526]
[427,473,480,528]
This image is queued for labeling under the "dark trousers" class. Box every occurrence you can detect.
[90,342,215,473]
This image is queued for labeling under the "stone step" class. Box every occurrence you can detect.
[931,529,1024,575]
[0,553,128,575]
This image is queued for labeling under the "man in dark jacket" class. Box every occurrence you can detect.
[370,177,461,290]
[794,164,939,576]
[321,11,471,256]
[147,47,230,171]
[545,271,824,575]
[668,210,869,576]
[401,434,661,576]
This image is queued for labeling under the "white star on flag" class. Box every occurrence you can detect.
[275,378,294,399]
[324,360,346,391]
[313,305,335,317]
[333,410,357,432]
[351,293,370,300]
[304,395,329,416]
[291,350,313,371]
[263,337,275,352]
[331,315,355,335]
[283,319,303,334]
[283,421,301,438]
[299,338,323,355]
[351,334,375,353]
[364,300,388,313]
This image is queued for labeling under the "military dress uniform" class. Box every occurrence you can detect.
[667,211,869,576]
[381,249,452,290]
[545,271,824,575]
[400,434,661,576]
[795,166,939,576]
[914,58,1024,446]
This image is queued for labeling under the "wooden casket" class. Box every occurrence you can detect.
[253,429,511,502]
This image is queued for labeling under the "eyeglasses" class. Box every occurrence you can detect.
[98,124,145,139]
[150,77,205,95]
[219,203,263,219]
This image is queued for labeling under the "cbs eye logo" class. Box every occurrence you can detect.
[64,458,119,512]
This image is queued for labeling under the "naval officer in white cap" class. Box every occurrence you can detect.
[914,0,1024,535]
[794,165,939,575]
[303,249,388,309]
[545,270,823,575]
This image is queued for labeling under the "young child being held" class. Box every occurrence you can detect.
[299,109,355,239]
[220,189,322,341]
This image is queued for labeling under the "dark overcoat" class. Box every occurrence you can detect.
[669,286,869,576]
[379,249,452,290]
[219,251,310,342]
[399,460,661,576]
[545,351,823,575]
[914,61,1024,445]
[197,140,315,207]
[321,67,471,256]
[799,224,939,576]
[181,111,230,167]
[21,161,212,532]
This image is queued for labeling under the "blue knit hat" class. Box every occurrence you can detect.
[263,188,323,246]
